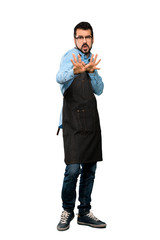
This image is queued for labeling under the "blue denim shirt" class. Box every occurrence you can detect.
[56,48,104,128]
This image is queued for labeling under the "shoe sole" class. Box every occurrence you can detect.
[77,221,107,228]
[57,225,70,231]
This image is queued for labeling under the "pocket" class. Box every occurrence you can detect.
[74,107,96,132]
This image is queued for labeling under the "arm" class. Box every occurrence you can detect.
[85,54,104,95]
[56,52,75,84]
[88,70,104,95]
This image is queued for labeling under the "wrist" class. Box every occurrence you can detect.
[88,70,95,73]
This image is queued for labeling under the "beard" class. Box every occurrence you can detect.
[76,43,92,55]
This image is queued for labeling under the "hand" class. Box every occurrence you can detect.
[71,54,86,74]
[85,54,101,73]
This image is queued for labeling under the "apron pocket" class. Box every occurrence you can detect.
[73,107,97,132]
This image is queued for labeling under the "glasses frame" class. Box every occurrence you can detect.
[75,35,93,42]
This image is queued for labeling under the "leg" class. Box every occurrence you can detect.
[61,164,81,212]
[78,163,97,216]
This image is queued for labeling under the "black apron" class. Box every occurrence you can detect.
[62,72,103,165]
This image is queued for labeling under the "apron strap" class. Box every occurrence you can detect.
[56,127,60,136]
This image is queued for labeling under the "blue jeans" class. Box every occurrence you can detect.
[61,163,97,216]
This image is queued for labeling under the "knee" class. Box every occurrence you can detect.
[90,163,97,174]
[82,163,97,176]
[65,164,80,179]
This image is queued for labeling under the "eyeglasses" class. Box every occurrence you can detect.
[75,35,92,42]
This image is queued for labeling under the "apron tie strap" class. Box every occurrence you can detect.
[56,127,60,135]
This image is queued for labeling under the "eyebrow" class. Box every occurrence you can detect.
[76,35,91,37]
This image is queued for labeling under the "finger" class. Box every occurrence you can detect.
[82,61,85,66]
[93,54,98,63]
[95,67,101,70]
[90,54,94,62]
[78,54,82,63]
[71,59,76,66]
[95,59,101,66]
[72,53,77,63]
[94,66,101,70]
[85,63,89,69]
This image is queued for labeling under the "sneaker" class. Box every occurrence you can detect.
[77,212,106,228]
[57,210,74,231]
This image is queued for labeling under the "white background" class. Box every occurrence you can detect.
[0,0,160,239]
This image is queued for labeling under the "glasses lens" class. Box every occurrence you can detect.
[76,36,92,42]
[85,36,92,40]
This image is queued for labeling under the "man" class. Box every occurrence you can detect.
[56,22,106,231]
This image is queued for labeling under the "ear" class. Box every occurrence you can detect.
[92,37,94,44]
[74,38,76,45]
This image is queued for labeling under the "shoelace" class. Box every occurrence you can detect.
[86,212,99,221]
[60,211,70,224]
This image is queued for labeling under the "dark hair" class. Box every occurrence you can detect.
[74,22,93,38]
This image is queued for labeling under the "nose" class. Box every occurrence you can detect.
[83,37,87,43]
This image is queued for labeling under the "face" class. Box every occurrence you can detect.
[74,29,94,56]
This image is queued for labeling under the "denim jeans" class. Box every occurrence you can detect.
[61,163,97,216]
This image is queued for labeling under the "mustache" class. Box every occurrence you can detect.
[82,43,89,48]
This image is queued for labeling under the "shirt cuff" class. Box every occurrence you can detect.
[88,71,98,82]
[88,70,98,77]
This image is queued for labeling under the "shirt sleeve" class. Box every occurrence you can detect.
[88,70,104,95]
[56,52,75,84]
